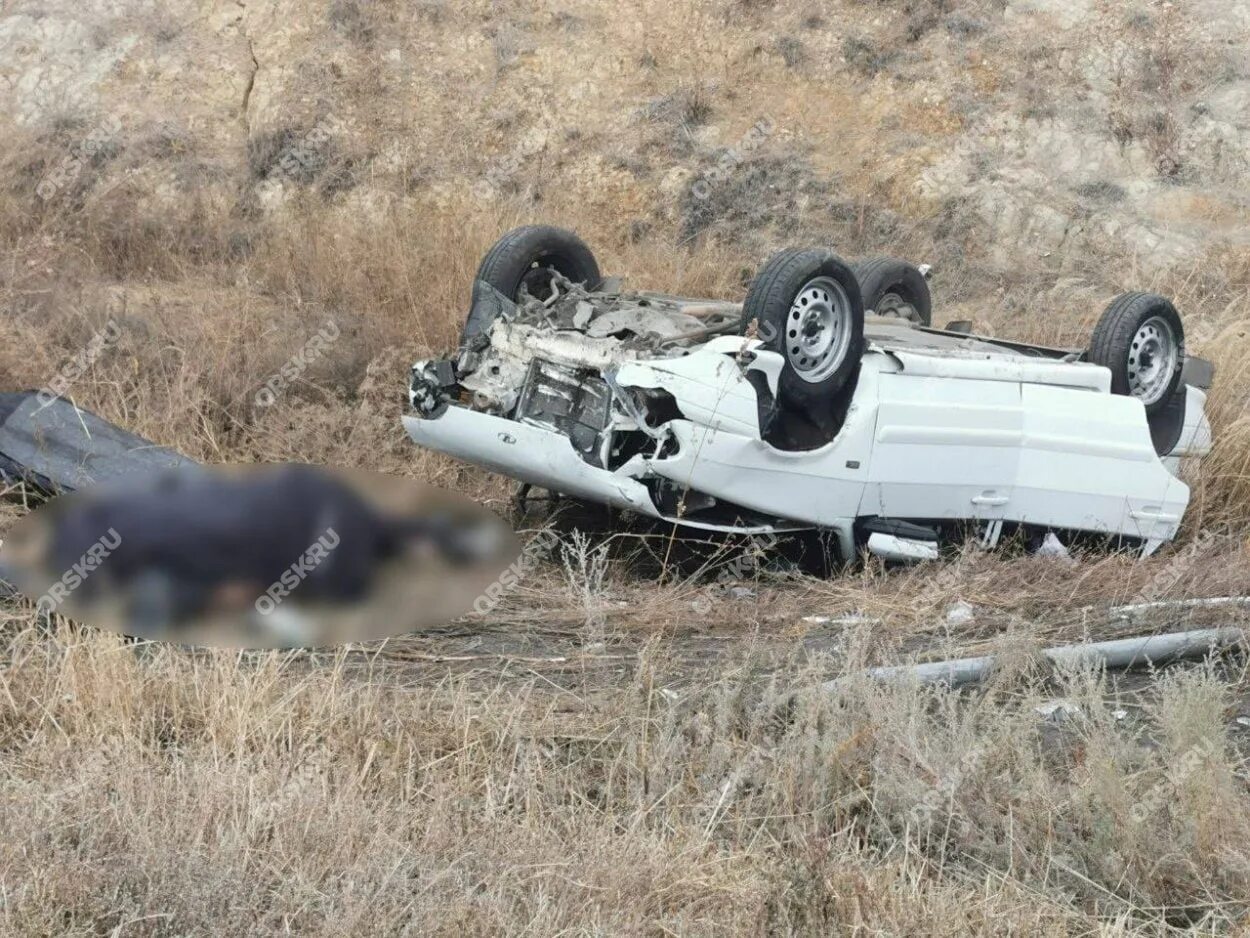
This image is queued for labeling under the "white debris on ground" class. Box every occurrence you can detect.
[799,612,880,627]
[945,601,977,626]
[1111,596,1250,621]
[1035,533,1075,562]
[1035,699,1082,722]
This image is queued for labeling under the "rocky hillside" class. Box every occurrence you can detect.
[6,0,1248,264]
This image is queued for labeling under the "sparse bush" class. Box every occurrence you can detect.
[491,23,530,71]
[843,35,899,76]
[1102,3,1219,181]
[643,84,715,128]
[679,150,828,246]
[327,0,377,44]
[1074,180,1128,204]
[945,13,987,36]
[248,126,321,183]
[775,35,805,67]
[414,0,445,22]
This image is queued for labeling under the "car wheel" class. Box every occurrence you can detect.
[462,225,601,344]
[1089,292,1185,415]
[744,248,865,419]
[852,257,932,326]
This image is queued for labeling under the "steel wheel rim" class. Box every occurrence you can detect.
[786,277,852,383]
[1128,315,1179,406]
[874,291,921,324]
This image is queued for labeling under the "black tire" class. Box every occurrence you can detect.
[852,257,932,325]
[463,225,601,343]
[1089,292,1185,415]
[743,248,864,418]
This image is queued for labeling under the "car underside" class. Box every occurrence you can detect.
[405,226,1214,563]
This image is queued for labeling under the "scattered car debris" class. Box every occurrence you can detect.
[945,601,976,625]
[0,391,190,494]
[1034,699,1082,722]
[1110,595,1250,621]
[1035,532,1075,562]
[866,531,940,564]
[406,226,1215,565]
[800,612,880,627]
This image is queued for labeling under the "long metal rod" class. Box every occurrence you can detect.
[827,627,1246,690]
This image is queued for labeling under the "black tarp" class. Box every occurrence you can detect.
[0,392,191,494]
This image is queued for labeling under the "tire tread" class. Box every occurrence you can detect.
[474,225,599,296]
[1088,291,1185,413]
[463,226,600,344]
[852,256,932,325]
[743,247,865,416]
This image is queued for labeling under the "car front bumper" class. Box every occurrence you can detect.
[402,409,800,536]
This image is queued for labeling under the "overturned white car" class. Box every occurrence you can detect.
[405,226,1213,561]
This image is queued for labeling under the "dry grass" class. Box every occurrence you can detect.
[2,619,1250,935]
[4,144,1250,935]
[2,0,1250,931]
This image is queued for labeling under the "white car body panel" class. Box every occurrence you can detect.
[401,409,800,536]
[404,407,655,514]
[407,305,1212,556]
[1174,386,1214,458]
[615,343,763,437]
[886,348,1111,392]
[867,371,1023,522]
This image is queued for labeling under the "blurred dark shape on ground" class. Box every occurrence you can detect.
[1,462,519,648]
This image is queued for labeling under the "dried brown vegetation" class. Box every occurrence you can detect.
[2,0,1250,932]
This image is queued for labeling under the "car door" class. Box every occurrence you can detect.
[864,372,1023,523]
